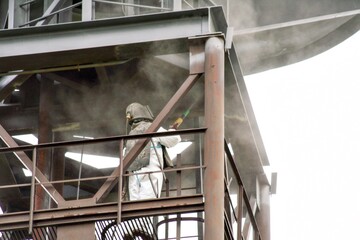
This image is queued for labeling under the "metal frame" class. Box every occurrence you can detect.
[0,6,270,240]
[0,135,262,239]
[0,1,358,239]
[225,140,262,240]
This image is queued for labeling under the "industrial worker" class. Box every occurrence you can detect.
[125,102,181,200]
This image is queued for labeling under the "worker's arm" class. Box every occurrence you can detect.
[156,127,181,148]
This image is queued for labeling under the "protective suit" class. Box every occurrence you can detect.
[125,103,181,200]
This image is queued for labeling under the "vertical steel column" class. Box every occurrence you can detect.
[8,0,15,28]
[237,186,244,240]
[51,133,65,208]
[117,139,124,224]
[204,37,225,240]
[1,1,9,29]
[36,77,54,210]
[193,117,204,238]
[29,147,37,234]
[256,174,271,240]
[173,0,182,10]
[176,154,182,240]
[9,0,29,28]
[82,0,93,21]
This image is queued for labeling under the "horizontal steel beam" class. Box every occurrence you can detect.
[0,9,209,55]
[0,195,204,231]
[0,8,217,73]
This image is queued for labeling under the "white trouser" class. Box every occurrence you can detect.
[128,169,163,201]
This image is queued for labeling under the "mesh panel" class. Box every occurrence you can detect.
[96,217,158,240]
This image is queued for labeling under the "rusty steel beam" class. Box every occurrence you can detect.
[0,123,65,204]
[93,73,203,203]
[203,37,225,240]
[36,78,54,210]
[51,133,66,208]
[0,195,204,231]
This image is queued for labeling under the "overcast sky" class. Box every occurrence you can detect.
[244,30,360,239]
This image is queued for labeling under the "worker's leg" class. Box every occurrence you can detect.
[128,174,141,200]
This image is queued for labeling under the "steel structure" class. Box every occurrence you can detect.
[0,1,359,240]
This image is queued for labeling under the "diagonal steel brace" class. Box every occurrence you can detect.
[0,124,65,204]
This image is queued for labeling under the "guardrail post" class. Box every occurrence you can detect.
[117,139,124,224]
[82,0,93,21]
[256,174,271,240]
[238,186,244,240]
[29,147,37,234]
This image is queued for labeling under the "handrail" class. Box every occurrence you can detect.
[0,128,206,154]
[19,0,36,8]
[224,139,262,240]
[0,128,206,235]
[18,2,82,27]
[0,128,262,239]
[93,0,172,11]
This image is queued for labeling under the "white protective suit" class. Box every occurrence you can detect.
[126,121,181,200]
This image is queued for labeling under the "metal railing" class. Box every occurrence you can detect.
[224,140,262,240]
[18,2,82,27]
[93,0,172,11]
[0,129,261,240]
[1,0,218,29]
[0,128,206,237]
